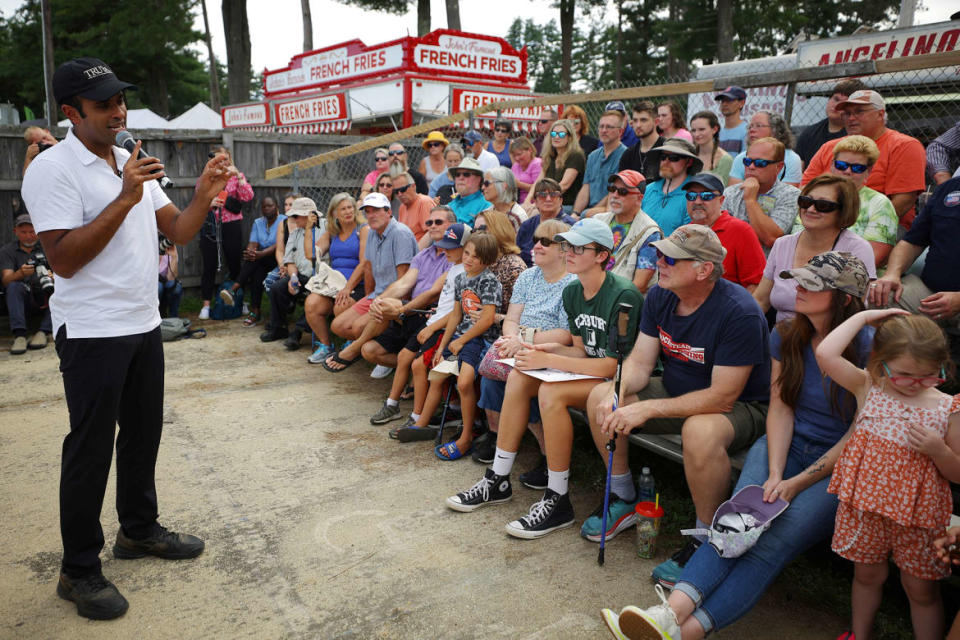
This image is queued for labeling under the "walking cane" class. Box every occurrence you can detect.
[599,302,634,567]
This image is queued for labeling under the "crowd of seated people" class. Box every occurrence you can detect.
[170,84,960,639]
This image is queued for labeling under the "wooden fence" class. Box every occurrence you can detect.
[0,128,371,288]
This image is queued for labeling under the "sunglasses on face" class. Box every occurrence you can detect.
[394,184,413,193]
[424,218,446,227]
[881,362,945,388]
[426,141,444,148]
[655,248,689,266]
[454,171,477,179]
[535,191,562,200]
[797,195,840,213]
[833,160,869,174]
[684,191,719,202]
[560,241,600,255]
[534,236,558,247]
[375,156,388,162]
[539,118,552,124]
[378,182,392,189]
[607,185,640,196]
[742,157,774,168]
[660,154,684,162]
[550,131,568,138]
[496,128,510,134]
[483,179,501,187]
[388,149,405,156]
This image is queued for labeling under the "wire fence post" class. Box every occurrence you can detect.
[292,165,299,194]
[783,82,797,129]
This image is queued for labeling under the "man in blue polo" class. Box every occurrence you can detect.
[447,157,491,225]
[573,109,628,218]
[640,138,702,237]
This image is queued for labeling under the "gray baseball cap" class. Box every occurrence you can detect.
[652,224,727,264]
[779,251,870,298]
[554,217,615,251]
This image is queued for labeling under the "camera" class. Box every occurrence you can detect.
[37,142,53,153]
[27,249,54,298]
[158,232,174,255]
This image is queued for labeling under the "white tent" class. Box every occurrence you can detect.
[168,102,221,130]
[57,107,170,129]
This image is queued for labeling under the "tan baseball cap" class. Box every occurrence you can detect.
[778,251,869,298]
[837,90,884,110]
[652,224,727,264]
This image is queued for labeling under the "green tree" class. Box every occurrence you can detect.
[505,17,565,93]
[0,0,208,119]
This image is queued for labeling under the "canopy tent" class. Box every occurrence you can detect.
[57,107,170,129]
[168,102,221,129]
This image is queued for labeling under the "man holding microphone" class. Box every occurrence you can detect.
[21,57,232,620]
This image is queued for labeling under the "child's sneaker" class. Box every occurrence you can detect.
[446,469,512,512]
[614,585,681,639]
[504,489,574,539]
[370,401,402,425]
[198,306,210,320]
[580,493,639,542]
[219,289,234,306]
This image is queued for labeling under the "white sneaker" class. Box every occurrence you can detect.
[615,585,682,639]
[198,306,210,320]
[370,365,394,379]
[219,289,235,306]
[242,302,250,315]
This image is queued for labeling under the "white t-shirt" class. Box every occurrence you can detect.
[21,129,172,338]
[429,263,466,323]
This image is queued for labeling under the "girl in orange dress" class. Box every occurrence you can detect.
[816,308,960,640]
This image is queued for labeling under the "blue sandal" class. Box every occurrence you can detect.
[435,441,473,461]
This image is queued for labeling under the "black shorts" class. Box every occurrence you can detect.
[373,312,429,354]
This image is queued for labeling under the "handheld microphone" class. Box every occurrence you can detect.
[114,130,174,189]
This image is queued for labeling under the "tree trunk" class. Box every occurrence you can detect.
[40,0,56,126]
[200,0,221,111]
[716,0,734,62]
[417,0,430,36]
[222,0,252,106]
[615,2,622,84]
[145,70,170,117]
[445,0,460,31]
[665,0,681,79]
[559,0,574,92]
[300,0,313,51]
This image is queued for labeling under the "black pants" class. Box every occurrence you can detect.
[267,274,310,330]
[199,219,243,300]
[55,325,164,577]
[235,254,277,312]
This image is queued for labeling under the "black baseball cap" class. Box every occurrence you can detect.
[685,172,725,194]
[53,57,137,104]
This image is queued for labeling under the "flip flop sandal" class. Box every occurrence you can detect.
[435,441,474,461]
[322,350,362,373]
[396,425,439,443]
[185,328,207,339]
[242,313,261,327]
[400,385,415,401]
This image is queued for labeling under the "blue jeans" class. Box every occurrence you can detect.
[673,434,839,634]
[158,280,183,318]
[5,280,52,333]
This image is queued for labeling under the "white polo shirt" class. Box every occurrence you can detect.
[21,129,171,338]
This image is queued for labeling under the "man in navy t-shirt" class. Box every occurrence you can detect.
[584,224,770,587]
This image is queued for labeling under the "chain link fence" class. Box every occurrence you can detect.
[267,50,960,212]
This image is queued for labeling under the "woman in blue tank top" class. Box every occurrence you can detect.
[304,193,370,362]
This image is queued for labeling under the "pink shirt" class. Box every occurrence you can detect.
[512,157,542,203]
[212,173,254,223]
[364,169,381,187]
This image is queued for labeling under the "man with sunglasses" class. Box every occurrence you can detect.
[515,178,577,267]
[592,170,662,293]
[533,108,559,156]
[802,90,925,230]
[462,129,500,172]
[572,110,628,218]
[387,142,429,195]
[446,157,492,225]
[722,137,800,251]
[685,172,765,292]
[586,224,769,585]
[393,172,435,248]
[641,138,703,237]
[446,217,642,540]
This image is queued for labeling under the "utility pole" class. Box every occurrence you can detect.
[897,0,916,28]
[201,0,222,111]
[40,0,56,128]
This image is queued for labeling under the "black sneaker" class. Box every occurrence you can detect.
[471,432,496,464]
[113,524,205,560]
[504,489,575,539]
[445,468,512,512]
[518,454,548,490]
[283,328,303,351]
[57,572,129,620]
[260,327,289,342]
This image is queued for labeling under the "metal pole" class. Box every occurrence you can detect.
[40,0,57,128]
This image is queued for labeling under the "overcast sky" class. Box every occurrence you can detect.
[0,0,956,78]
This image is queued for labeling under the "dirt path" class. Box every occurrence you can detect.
[0,321,845,638]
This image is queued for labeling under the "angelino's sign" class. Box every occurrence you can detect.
[264,41,405,96]
[274,93,349,126]
[798,20,959,66]
[222,103,271,128]
[450,88,546,121]
[414,33,524,80]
